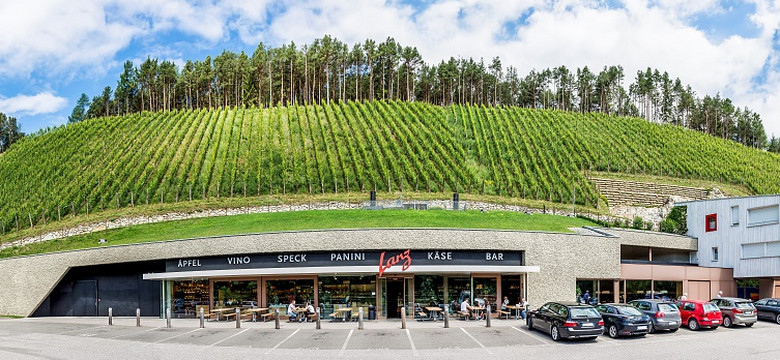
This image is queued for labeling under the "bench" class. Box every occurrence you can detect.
[457,311,470,321]
[260,313,275,322]
[496,310,511,319]
[307,313,319,322]
[223,312,237,321]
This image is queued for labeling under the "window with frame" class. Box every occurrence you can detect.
[742,243,764,258]
[747,205,779,227]
[705,213,717,232]
[731,206,739,226]
[711,247,719,262]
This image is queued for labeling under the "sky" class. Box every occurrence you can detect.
[1,0,779,138]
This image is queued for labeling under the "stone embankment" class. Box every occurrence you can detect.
[0,201,607,251]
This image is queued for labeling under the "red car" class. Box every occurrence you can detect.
[678,300,722,330]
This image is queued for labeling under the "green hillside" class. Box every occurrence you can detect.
[1,100,778,236]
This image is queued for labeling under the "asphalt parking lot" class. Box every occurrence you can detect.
[0,317,778,360]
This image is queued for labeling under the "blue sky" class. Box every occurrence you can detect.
[1,0,779,137]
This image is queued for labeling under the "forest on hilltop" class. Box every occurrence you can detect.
[59,35,777,153]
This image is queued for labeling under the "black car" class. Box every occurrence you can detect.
[754,298,780,324]
[527,302,604,341]
[595,303,652,338]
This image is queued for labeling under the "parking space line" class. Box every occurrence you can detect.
[108,327,160,339]
[511,326,550,345]
[460,328,493,354]
[339,329,353,356]
[207,328,249,348]
[153,328,202,343]
[405,329,418,357]
[56,325,108,335]
[264,329,300,355]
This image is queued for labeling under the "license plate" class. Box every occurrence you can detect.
[712,320,720,324]
[745,311,753,315]
[581,323,594,328]
[637,326,647,330]
[669,322,677,325]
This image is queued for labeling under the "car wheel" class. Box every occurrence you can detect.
[776,314,780,325]
[745,323,754,327]
[688,318,700,331]
[608,324,619,338]
[551,325,561,341]
[723,316,732,328]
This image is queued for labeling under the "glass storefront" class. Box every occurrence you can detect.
[447,277,471,312]
[172,280,209,318]
[265,279,315,310]
[473,277,497,308]
[501,275,524,306]
[653,281,682,301]
[624,280,651,302]
[414,275,444,308]
[212,280,258,308]
[319,275,376,319]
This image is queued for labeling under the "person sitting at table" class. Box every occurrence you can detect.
[501,296,509,311]
[518,297,529,319]
[460,298,470,319]
[287,299,298,321]
[305,302,316,322]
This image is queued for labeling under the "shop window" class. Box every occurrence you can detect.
[446,277,471,311]
[473,277,497,307]
[265,279,314,310]
[711,247,718,262]
[653,281,682,301]
[705,213,717,232]
[624,280,651,303]
[172,280,209,318]
[213,280,257,309]
[319,276,376,319]
[414,275,444,309]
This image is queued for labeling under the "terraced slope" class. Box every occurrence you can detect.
[1,100,778,235]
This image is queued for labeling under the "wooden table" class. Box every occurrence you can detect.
[468,306,485,320]
[333,307,353,322]
[425,306,443,322]
[210,308,233,322]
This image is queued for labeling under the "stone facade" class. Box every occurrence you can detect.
[0,228,688,317]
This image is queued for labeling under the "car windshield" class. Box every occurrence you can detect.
[658,303,678,312]
[736,302,755,309]
[616,306,642,316]
[703,303,719,312]
[570,307,600,318]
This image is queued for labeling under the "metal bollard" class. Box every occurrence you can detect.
[401,307,407,329]
[274,308,280,330]
[236,308,241,328]
[315,308,321,330]
[136,308,141,327]
[443,305,450,328]
[166,308,171,328]
[485,305,491,328]
[199,308,205,328]
[108,307,113,326]
[358,307,364,330]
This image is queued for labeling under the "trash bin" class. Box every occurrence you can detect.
[368,305,376,320]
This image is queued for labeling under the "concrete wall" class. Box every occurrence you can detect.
[0,228,701,317]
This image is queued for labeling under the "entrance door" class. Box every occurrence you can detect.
[72,280,98,316]
[386,279,404,318]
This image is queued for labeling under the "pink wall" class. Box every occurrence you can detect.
[620,264,736,300]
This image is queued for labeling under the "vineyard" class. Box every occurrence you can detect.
[1,100,779,237]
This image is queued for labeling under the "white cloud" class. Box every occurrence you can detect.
[1,0,779,136]
[0,92,68,116]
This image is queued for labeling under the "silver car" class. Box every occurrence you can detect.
[628,299,681,333]
[711,297,757,327]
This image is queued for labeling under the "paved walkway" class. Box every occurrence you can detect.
[1,317,778,360]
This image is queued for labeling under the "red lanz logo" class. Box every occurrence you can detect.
[378,249,412,276]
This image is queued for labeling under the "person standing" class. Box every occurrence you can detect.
[583,290,591,304]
